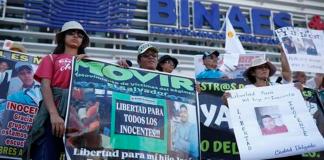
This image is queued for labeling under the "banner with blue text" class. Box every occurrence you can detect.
[65,59,199,160]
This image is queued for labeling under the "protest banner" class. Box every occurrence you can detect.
[0,49,42,159]
[276,27,324,74]
[198,78,247,159]
[228,84,324,160]
[64,59,199,160]
[221,53,265,79]
[301,88,324,159]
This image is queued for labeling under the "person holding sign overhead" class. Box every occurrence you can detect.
[27,21,89,160]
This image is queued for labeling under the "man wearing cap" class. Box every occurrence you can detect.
[118,42,159,70]
[0,62,41,128]
[136,42,159,70]
[7,62,41,104]
[157,55,178,73]
[196,50,227,79]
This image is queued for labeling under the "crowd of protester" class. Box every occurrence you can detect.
[1,21,323,159]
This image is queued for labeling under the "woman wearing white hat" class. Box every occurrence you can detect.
[222,49,302,103]
[243,57,278,87]
[28,21,89,160]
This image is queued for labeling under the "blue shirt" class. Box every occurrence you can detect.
[196,69,225,79]
[172,121,199,158]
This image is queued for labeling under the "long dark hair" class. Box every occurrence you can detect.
[53,30,89,55]
[246,67,271,84]
[246,67,257,84]
[156,62,163,71]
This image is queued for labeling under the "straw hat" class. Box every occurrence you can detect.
[243,57,276,78]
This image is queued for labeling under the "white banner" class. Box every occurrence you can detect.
[275,27,324,73]
[228,84,324,160]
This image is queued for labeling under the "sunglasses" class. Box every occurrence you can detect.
[65,30,85,39]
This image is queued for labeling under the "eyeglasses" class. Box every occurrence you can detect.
[141,53,157,58]
[66,30,85,39]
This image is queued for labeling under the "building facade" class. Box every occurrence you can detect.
[1,0,324,77]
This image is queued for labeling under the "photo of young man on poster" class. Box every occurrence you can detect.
[282,37,297,54]
[255,106,288,136]
[303,38,318,56]
[170,103,199,159]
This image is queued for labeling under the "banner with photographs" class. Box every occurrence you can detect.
[228,84,324,160]
[198,78,247,159]
[64,59,199,160]
[275,27,324,73]
[0,49,42,159]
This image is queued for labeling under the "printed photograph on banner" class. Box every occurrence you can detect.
[169,101,198,158]
[255,106,288,136]
[282,37,297,54]
[66,86,110,150]
[275,27,324,73]
[302,38,318,56]
[282,36,319,56]
[0,58,12,102]
[0,49,42,159]
[65,59,199,160]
